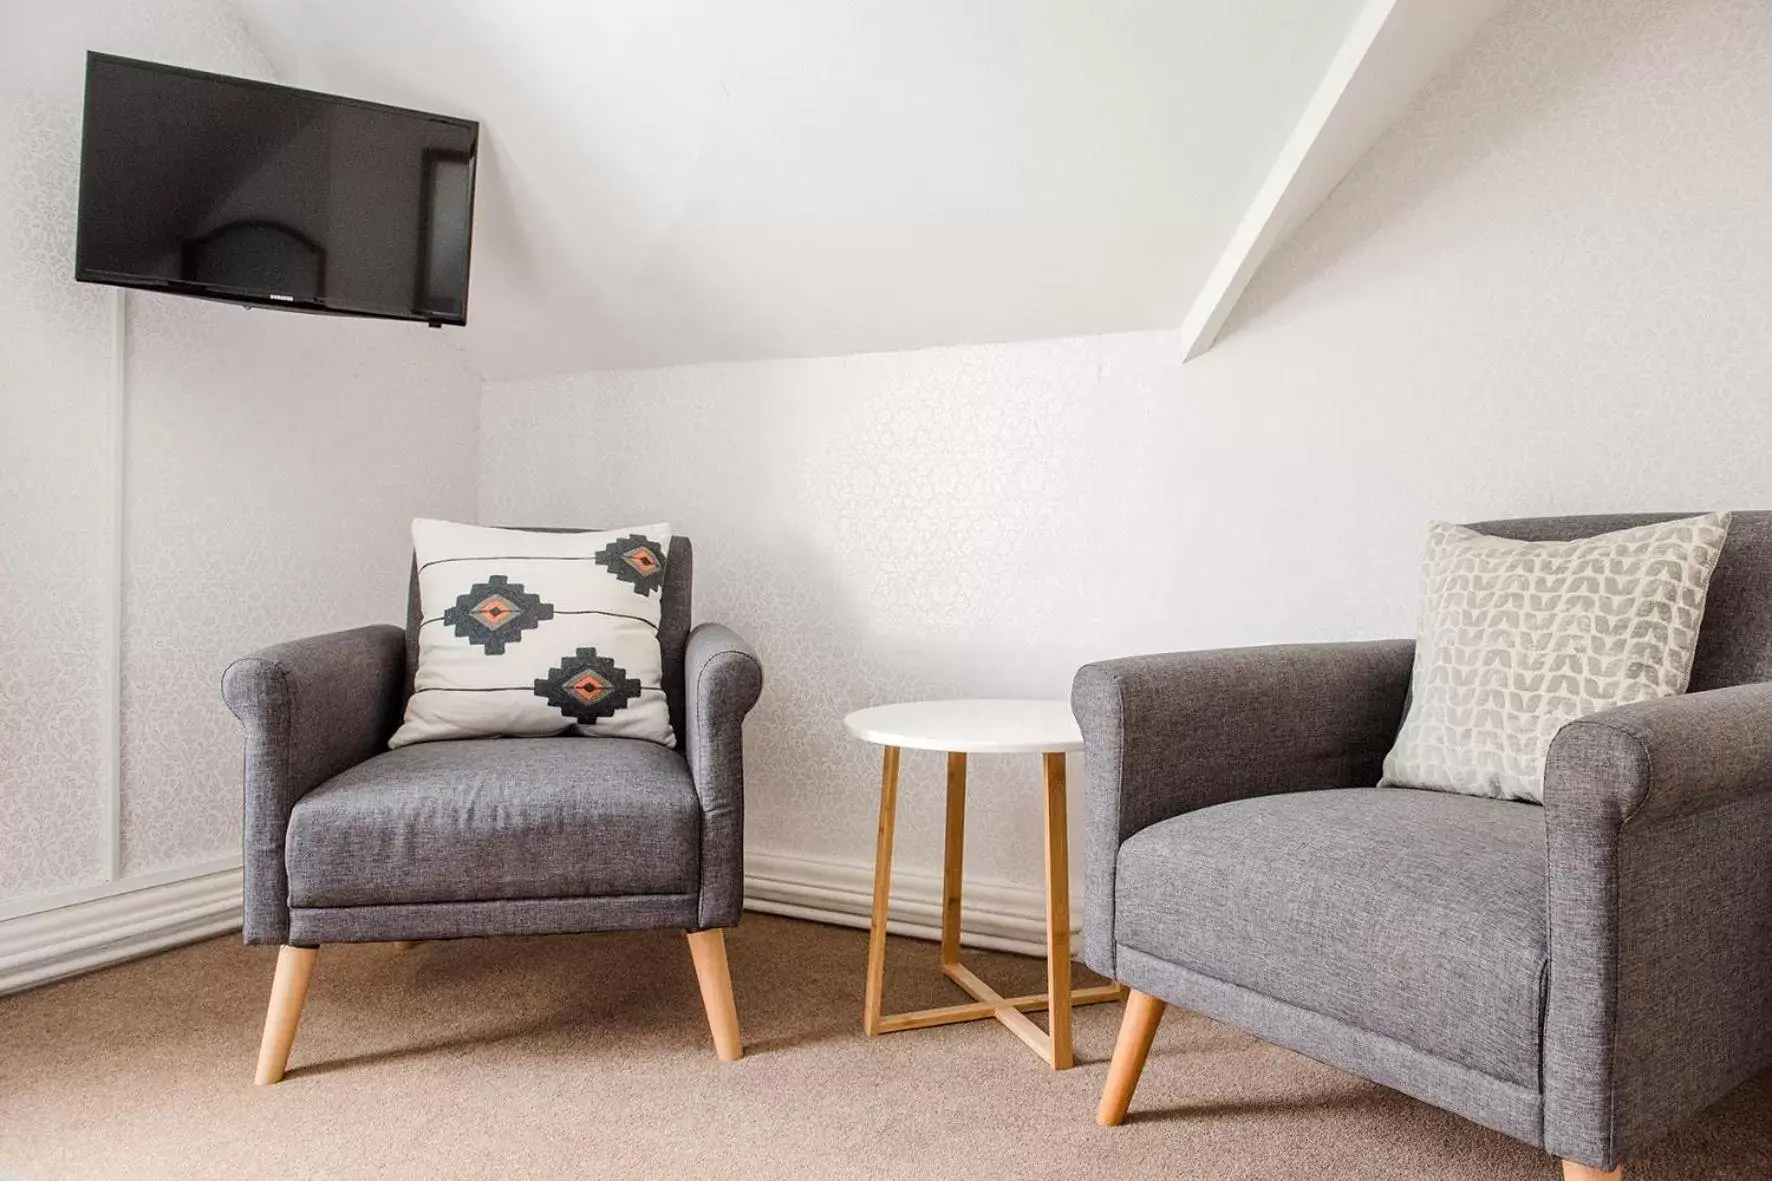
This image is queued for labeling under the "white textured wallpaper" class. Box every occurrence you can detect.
[118,290,480,874]
[0,44,109,898]
[480,0,1772,892]
[0,0,481,901]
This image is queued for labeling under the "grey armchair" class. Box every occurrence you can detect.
[1075,513,1772,1181]
[223,535,763,1083]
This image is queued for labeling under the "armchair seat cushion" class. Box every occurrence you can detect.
[1115,787,1547,1088]
[286,737,701,908]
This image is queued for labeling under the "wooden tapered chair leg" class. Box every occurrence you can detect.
[255,945,318,1085]
[1098,988,1166,1126]
[686,929,743,1062]
[1562,1162,1622,1181]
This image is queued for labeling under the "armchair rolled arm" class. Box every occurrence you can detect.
[1542,683,1772,1168]
[1546,682,1772,828]
[682,623,764,928]
[1071,639,1414,975]
[222,624,406,944]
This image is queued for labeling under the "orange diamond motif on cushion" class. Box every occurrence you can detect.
[471,593,521,629]
[623,546,660,577]
[565,668,611,705]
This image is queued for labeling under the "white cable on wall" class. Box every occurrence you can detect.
[100,286,127,882]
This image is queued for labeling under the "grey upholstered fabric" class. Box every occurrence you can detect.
[1070,640,1414,976]
[683,623,764,928]
[405,532,695,741]
[1075,510,1772,1174]
[1541,683,1772,1168]
[1114,946,1543,1146]
[233,532,760,947]
[290,894,701,945]
[1116,788,1548,1088]
[223,625,407,944]
[1470,511,1772,691]
[286,737,701,908]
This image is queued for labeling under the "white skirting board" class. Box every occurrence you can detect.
[0,866,244,995]
[744,849,1073,959]
[0,851,1068,996]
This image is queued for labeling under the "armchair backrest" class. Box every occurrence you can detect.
[404,531,695,742]
[1467,511,1772,691]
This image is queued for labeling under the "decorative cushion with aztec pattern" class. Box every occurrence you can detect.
[1381,512,1731,803]
[389,518,675,749]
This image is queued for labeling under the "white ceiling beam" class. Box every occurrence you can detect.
[1179,0,1505,360]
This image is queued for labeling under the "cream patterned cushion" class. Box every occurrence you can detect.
[1381,512,1731,803]
[391,519,676,749]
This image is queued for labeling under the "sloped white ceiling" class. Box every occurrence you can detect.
[228,0,1497,379]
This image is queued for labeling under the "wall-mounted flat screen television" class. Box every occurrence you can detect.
[76,52,478,326]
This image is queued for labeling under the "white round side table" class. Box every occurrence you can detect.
[843,699,1122,1070]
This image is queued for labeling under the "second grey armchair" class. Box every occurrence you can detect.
[1075,512,1772,1181]
[223,535,763,1083]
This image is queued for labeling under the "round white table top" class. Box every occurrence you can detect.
[843,699,1082,754]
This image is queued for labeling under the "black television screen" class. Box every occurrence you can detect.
[76,53,478,326]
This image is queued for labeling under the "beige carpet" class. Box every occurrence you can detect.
[1,915,1767,1180]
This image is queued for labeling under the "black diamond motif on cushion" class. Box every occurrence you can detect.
[443,574,554,655]
[594,534,667,597]
[534,647,642,724]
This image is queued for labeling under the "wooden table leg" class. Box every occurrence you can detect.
[863,745,901,1036]
[1042,751,1074,1069]
[941,752,967,967]
[858,742,1111,1062]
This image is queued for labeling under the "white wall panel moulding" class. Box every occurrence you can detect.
[0,864,243,995]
